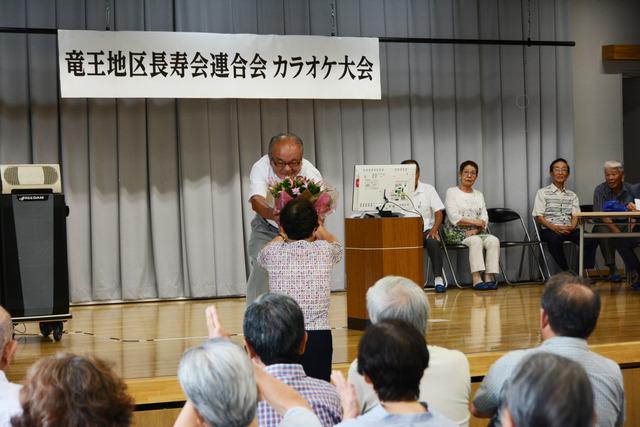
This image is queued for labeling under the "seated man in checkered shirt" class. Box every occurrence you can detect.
[244,293,341,427]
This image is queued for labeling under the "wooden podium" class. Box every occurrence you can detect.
[344,216,424,330]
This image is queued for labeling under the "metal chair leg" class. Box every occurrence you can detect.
[441,243,462,288]
[499,257,513,285]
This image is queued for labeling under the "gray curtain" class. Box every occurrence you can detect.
[0,0,573,301]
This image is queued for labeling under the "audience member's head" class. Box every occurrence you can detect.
[0,305,16,371]
[357,319,429,402]
[178,338,257,427]
[243,293,306,365]
[11,353,133,427]
[279,198,319,240]
[540,273,601,339]
[366,276,429,335]
[500,352,594,427]
[603,160,624,190]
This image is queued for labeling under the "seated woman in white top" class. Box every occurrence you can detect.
[444,161,500,290]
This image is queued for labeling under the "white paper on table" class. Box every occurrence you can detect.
[635,199,640,210]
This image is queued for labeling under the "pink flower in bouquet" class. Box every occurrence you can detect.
[275,190,293,212]
[314,191,334,215]
[291,187,301,195]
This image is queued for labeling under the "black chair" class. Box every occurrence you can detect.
[531,211,602,279]
[439,211,504,288]
[487,208,547,284]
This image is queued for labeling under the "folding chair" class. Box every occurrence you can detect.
[532,213,601,278]
[438,211,506,288]
[487,208,547,284]
[438,226,468,288]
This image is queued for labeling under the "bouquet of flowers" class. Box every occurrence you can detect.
[269,176,336,216]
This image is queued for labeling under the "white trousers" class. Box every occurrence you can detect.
[461,234,500,274]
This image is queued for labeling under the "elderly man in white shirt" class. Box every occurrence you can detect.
[0,306,21,426]
[401,160,446,292]
[246,133,322,304]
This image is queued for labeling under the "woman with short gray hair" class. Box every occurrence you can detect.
[174,310,326,427]
[178,339,257,427]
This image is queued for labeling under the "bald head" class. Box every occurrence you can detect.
[540,274,601,339]
[268,133,304,179]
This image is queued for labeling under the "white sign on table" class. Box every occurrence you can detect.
[58,30,381,99]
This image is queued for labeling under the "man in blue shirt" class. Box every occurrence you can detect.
[472,273,624,427]
[592,161,640,288]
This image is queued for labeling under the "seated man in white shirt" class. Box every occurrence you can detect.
[401,160,446,292]
[348,276,471,426]
[0,305,21,426]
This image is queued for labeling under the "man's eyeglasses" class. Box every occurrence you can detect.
[271,158,301,168]
[461,171,477,177]
[552,168,569,173]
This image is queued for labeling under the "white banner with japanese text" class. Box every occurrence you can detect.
[58,30,381,99]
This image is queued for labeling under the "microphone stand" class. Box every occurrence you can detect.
[377,190,397,217]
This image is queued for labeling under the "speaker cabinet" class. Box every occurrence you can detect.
[0,193,69,317]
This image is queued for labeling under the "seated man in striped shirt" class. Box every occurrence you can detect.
[533,158,597,273]
[244,293,341,427]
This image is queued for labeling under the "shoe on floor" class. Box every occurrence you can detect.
[435,284,446,293]
[473,282,490,290]
[631,282,640,290]
[485,281,498,290]
[607,273,623,283]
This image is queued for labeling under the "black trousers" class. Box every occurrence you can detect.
[423,230,444,278]
[593,224,640,274]
[302,329,333,382]
[539,228,597,271]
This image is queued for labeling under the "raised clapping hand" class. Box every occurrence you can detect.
[205,305,230,339]
[330,371,360,420]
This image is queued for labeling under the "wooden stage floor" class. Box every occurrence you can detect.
[7,281,640,385]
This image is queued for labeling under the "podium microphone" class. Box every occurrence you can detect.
[377,190,396,217]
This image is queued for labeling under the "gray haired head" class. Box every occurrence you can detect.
[268,132,304,156]
[500,352,594,427]
[366,276,430,335]
[0,306,12,352]
[178,339,257,427]
[603,160,623,172]
[243,293,305,365]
